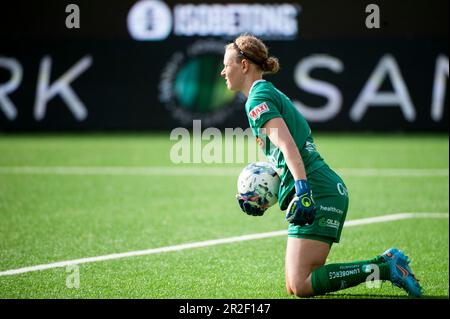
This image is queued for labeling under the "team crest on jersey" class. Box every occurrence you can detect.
[249,102,269,121]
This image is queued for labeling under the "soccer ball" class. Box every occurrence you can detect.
[237,162,281,210]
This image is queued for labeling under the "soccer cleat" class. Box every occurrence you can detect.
[382,248,423,297]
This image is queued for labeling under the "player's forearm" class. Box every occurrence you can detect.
[264,117,307,181]
[279,140,307,181]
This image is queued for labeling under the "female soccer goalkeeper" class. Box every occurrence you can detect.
[221,34,422,298]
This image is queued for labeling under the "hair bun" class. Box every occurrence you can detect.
[264,56,280,74]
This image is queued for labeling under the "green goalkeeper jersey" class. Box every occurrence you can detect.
[245,80,326,210]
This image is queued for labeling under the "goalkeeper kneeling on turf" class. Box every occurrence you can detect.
[224,34,422,298]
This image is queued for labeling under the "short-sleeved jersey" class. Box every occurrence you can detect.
[245,80,326,210]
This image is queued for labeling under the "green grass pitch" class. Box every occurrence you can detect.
[0,133,448,298]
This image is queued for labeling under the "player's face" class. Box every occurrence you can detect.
[221,49,244,91]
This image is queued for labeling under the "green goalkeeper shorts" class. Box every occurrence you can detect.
[287,164,349,245]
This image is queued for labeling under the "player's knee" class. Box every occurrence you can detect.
[290,281,313,298]
[292,287,311,298]
[286,282,294,295]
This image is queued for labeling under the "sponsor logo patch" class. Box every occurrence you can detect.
[249,102,269,121]
[320,205,344,215]
[318,218,340,229]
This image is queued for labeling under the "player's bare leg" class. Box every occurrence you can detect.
[285,237,330,297]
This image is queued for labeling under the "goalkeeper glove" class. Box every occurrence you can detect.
[236,193,266,216]
[285,180,316,226]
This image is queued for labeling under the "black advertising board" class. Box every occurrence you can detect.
[0,0,448,132]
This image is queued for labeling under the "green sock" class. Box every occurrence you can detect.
[311,256,391,295]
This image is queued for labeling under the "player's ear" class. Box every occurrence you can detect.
[241,59,250,73]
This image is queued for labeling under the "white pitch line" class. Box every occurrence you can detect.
[0,166,447,177]
[337,168,449,177]
[0,166,235,176]
[0,212,447,277]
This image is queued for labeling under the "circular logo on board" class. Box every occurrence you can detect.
[158,40,245,127]
[127,0,172,41]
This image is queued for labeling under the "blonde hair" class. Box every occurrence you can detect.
[226,34,280,74]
